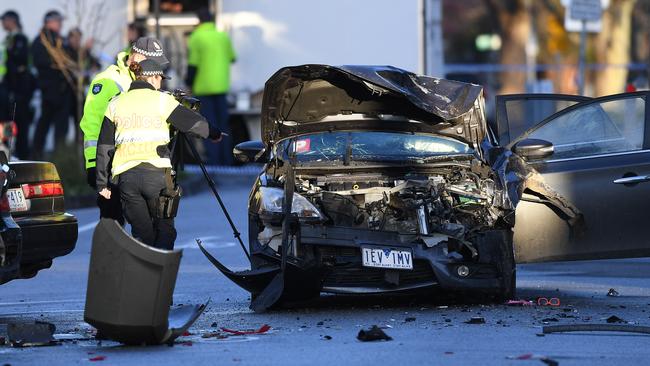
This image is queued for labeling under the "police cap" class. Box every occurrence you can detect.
[131,37,169,67]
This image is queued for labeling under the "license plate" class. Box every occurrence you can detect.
[7,188,28,212]
[361,246,413,270]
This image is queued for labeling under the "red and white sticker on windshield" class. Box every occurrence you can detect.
[295,138,311,153]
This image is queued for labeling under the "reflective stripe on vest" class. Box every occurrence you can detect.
[84,140,97,149]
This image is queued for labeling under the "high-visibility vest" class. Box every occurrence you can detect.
[80,52,133,169]
[105,87,179,176]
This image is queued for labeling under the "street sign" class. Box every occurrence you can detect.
[562,0,608,33]
[569,0,603,21]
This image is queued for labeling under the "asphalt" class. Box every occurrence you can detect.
[1,178,650,365]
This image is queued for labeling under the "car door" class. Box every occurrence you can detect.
[504,91,650,263]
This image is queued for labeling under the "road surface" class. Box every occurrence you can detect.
[2,179,649,365]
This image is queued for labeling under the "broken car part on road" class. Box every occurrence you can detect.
[543,324,650,335]
[198,64,585,312]
[84,219,206,345]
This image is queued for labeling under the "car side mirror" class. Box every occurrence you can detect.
[233,140,267,163]
[512,138,554,160]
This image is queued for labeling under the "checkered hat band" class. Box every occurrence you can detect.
[132,45,163,57]
[141,70,163,76]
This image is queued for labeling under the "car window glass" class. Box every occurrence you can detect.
[528,97,645,160]
[501,98,583,145]
[278,132,472,162]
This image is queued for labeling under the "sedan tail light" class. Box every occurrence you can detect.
[21,182,64,199]
[0,194,10,212]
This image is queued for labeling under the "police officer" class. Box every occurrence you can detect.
[95,60,222,249]
[0,10,33,159]
[80,37,169,224]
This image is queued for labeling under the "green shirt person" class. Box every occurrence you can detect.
[185,7,235,165]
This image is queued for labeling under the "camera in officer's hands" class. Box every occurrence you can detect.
[171,89,201,112]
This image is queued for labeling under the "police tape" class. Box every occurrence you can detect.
[183,164,263,176]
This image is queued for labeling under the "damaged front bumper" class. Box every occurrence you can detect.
[201,223,510,301]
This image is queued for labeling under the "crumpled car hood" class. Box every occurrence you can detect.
[261,64,487,146]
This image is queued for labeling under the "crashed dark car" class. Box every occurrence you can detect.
[202,64,650,310]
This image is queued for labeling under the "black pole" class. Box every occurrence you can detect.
[181,133,250,261]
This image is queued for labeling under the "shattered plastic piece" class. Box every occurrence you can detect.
[541,358,559,366]
[84,219,207,345]
[7,321,56,347]
[543,324,650,335]
[607,288,620,297]
[505,300,534,306]
[221,324,271,335]
[537,297,561,306]
[357,326,393,342]
[89,356,106,362]
[465,317,485,324]
[322,335,332,340]
[606,315,626,323]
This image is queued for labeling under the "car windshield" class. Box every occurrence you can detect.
[276,131,473,162]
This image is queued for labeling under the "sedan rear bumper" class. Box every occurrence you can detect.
[14,213,78,266]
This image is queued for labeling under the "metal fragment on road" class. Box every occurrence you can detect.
[7,321,56,347]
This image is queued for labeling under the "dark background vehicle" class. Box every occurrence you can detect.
[1,160,77,282]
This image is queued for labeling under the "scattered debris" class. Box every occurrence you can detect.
[606,315,626,324]
[322,335,332,340]
[7,322,56,347]
[404,317,416,322]
[317,321,324,326]
[201,332,228,340]
[541,318,559,323]
[506,300,534,306]
[211,322,218,328]
[607,288,620,297]
[543,324,650,335]
[507,353,558,365]
[221,324,271,335]
[89,356,106,362]
[357,326,393,342]
[465,317,485,324]
[537,297,561,306]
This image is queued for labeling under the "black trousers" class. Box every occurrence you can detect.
[33,90,70,157]
[118,164,177,250]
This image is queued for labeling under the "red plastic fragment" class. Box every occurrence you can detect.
[89,356,106,361]
[221,324,271,335]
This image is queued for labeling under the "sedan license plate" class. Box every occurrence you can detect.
[361,246,413,270]
[7,188,28,212]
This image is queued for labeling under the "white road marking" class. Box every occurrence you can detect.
[0,299,85,307]
[78,221,99,233]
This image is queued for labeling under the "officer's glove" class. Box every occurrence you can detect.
[86,167,97,189]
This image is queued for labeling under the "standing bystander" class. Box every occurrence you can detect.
[31,10,75,159]
[186,7,236,165]
[1,10,34,159]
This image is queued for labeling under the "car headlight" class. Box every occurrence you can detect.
[258,187,322,219]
